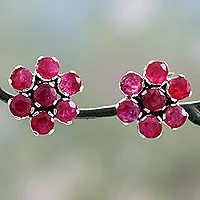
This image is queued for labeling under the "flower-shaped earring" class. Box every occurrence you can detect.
[8,56,83,136]
[116,61,192,139]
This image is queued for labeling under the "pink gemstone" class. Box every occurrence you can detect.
[142,88,166,112]
[145,61,168,85]
[119,72,144,96]
[9,94,33,118]
[34,84,57,107]
[116,99,140,124]
[59,72,82,96]
[55,100,78,123]
[138,115,162,139]
[164,105,187,129]
[168,76,191,100]
[9,66,33,91]
[31,112,55,135]
[36,56,60,80]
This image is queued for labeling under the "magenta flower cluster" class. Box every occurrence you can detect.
[8,56,83,136]
[116,60,192,139]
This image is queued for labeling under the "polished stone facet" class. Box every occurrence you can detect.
[116,99,140,124]
[119,72,144,96]
[59,72,82,96]
[31,112,54,135]
[145,61,168,85]
[9,66,33,91]
[9,94,33,118]
[142,88,166,112]
[36,56,60,80]
[55,100,78,123]
[34,84,57,107]
[138,115,162,139]
[164,105,187,129]
[168,76,191,100]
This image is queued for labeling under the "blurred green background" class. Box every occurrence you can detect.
[0,0,200,199]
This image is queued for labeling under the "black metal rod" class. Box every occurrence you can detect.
[78,105,116,119]
[1,87,200,126]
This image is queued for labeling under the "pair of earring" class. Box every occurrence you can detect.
[8,56,192,139]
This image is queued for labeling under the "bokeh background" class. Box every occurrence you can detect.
[0,0,200,199]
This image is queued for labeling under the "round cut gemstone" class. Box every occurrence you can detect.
[145,61,168,85]
[31,112,55,135]
[142,88,166,112]
[168,76,191,100]
[55,100,78,123]
[34,84,57,107]
[59,72,82,96]
[9,66,33,91]
[138,115,162,139]
[119,72,144,96]
[36,56,60,80]
[9,94,33,118]
[116,99,140,124]
[164,105,187,129]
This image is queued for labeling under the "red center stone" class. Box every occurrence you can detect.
[116,99,140,124]
[138,115,162,139]
[34,84,57,107]
[55,100,78,123]
[59,72,82,96]
[145,61,168,85]
[142,88,166,112]
[168,76,191,100]
[31,112,55,135]
[164,105,187,129]
[36,56,60,80]
[9,94,33,118]
[9,66,33,91]
[119,72,144,96]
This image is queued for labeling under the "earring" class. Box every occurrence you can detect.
[1,57,198,140]
[8,56,83,136]
[116,60,192,139]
